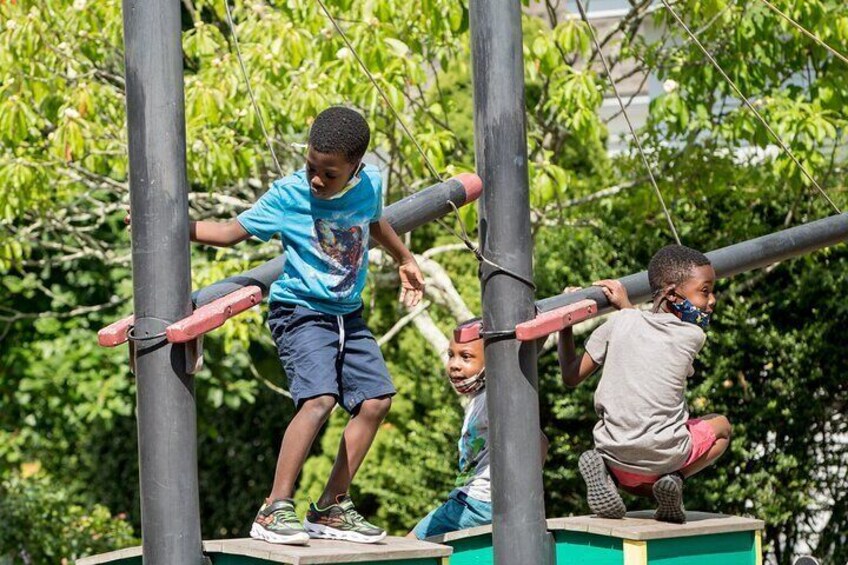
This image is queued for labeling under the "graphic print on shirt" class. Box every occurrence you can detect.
[456,418,486,487]
[313,218,365,294]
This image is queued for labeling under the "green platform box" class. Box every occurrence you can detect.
[427,511,764,565]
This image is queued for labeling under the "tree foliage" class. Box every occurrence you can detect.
[1,0,846,563]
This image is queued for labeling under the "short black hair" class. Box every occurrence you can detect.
[647,244,711,293]
[308,106,371,163]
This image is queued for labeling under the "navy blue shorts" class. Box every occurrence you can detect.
[268,302,396,414]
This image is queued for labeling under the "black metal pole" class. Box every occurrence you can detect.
[535,213,848,315]
[469,2,551,564]
[123,1,204,563]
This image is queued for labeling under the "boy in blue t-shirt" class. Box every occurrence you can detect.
[181,107,424,544]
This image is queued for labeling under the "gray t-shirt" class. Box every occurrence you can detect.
[585,309,706,475]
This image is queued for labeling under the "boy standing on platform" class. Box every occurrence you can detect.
[161,106,424,544]
[558,245,731,523]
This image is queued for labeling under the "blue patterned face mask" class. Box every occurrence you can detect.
[669,294,711,329]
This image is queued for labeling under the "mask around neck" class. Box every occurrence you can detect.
[327,162,364,200]
[450,368,486,395]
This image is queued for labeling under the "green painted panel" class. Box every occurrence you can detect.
[443,533,494,565]
[554,531,624,565]
[648,531,755,565]
[210,556,441,565]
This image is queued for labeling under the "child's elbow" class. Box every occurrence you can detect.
[561,374,580,388]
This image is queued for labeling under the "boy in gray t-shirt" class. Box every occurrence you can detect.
[558,245,732,523]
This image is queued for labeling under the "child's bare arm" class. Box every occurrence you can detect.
[125,212,250,247]
[558,326,600,387]
[190,220,251,247]
[540,432,549,463]
[370,218,425,308]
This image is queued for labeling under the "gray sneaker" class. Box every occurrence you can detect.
[250,498,310,545]
[578,450,627,519]
[653,473,686,523]
[304,494,386,544]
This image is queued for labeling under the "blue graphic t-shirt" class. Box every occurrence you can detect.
[237,164,383,315]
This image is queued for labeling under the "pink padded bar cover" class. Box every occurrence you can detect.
[98,315,135,347]
[514,299,598,341]
[166,286,262,343]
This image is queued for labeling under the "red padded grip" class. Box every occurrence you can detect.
[454,320,482,343]
[166,286,262,343]
[98,315,135,347]
[514,300,598,341]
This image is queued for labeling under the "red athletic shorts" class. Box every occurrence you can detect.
[608,418,718,489]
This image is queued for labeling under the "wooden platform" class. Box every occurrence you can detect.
[547,510,765,540]
[76,537,451,565]
[427,512,764,565]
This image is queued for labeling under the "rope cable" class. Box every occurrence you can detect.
[313,0,444,182]
[314,0,537,292]
[661,0,842,214]
[756,0,848,67]
[223,0,285,178]
[575,0,683,245]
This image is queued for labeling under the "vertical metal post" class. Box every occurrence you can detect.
[122,1,204,563]
[469,2,551,564]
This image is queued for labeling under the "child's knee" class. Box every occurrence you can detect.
[709,415,732,439]
[300,395,337,420]
[358,396,392,421]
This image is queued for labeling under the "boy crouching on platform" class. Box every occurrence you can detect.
[558,245,731,523]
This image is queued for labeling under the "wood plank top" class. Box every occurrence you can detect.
[425,524,493,544]
[547,511,765,541]
[77,536,452,565]
[426,512,764,544]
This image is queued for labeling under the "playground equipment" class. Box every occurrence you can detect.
[83,0,848,562]
[98,174,482,348]
[456,212,848,343]
[78,539,452,565]
[78,511,766,565]
[429,512,764,565]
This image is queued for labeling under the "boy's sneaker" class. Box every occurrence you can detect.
[304,494,387,544]
[578,450,627,519]
[653,473,687,524]
[250,498,310,545]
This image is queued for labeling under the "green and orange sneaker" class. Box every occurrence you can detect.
[249,498,310,545]
[303,494,386,544]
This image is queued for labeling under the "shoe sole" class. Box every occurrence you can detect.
[303,520,387,544]
[578,450,627,519]
[653,475,686,524]
[250,523,310,545]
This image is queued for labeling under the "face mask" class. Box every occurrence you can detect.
[450,368,486,395]
[669,294,711,329]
